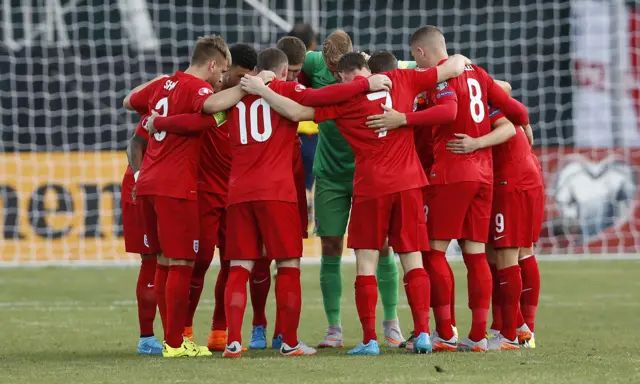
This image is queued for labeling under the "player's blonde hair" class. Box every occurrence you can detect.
[322,30,353,68]
[191,34,231,66]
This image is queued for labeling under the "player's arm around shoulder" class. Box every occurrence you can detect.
[240,76,314,122]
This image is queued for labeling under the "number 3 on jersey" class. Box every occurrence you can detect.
[236,99,272,144]
[153,97,168,141]
[367,91,392,138]
[467,78,485,123]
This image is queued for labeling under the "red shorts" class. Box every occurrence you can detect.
[139,195,199,260]
[490,186,545,248]
[198,190,227,260]
[424,182,493,243]
[293,147,308,238]
[348,188,429,253]
[226,201,302,260]
[121,173,159,254]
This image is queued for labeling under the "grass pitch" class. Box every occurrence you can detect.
[1,260,639,383]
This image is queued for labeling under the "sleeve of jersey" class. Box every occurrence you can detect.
[153,113,216,135]
[291,78,369,106]
[484,72,529,126]
[134,117,150,140]
[488,107,506,125]
[129,81,159,115]
[405,85,458,127]
[313,105,342,124]
[404,68,439,95]
[190,84,215,113]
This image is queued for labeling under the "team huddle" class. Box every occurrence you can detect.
[120,25,543,358]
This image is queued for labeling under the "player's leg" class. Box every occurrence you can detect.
[154,196,211,357]
[208,209,229,351]
[488,247,521,350]
[456,182,493,352]
[184,192,220,342]
[257,200,315,356]
[248,255,271,349]
[422,184,463,350]
[223,203,261,358]
[389,189,432,354]
[377,239,404,347]
[123,192,162,355]
[315,177,351,347]
[486,245,502,338]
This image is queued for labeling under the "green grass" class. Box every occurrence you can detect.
[1,260,640,383]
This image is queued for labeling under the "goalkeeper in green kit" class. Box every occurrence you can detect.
[301,30,417,348]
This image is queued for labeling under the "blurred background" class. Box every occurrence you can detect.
[1,0,639,264]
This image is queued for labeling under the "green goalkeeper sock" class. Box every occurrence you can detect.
[377,250,399,321]
[320,255,343,326]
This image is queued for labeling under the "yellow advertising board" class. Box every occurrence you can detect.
[0,152,320,264]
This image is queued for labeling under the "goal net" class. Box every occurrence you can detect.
[1,0,637,265]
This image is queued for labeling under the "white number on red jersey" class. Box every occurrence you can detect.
[367,91,392,138]
[153,97,169,141]
[495,213,504,233]
[236,99,273,144]
[466,78,485,123]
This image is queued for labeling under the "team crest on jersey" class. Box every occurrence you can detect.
[193,240,199,253]
[199,87,213,96]
[436,81,448,91]
[144,235,149,248]
[295,84,306,92]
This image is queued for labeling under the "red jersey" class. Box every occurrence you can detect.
[226,79,311,205]
[199,112,232,195]
[423,63,503,185]
[489,107,544,190]
[133,71,214,200]
[412,95,434,175]
[314,69,440,200]
[122,116,150,204]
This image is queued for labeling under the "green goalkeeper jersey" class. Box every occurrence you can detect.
[302,51,417,181]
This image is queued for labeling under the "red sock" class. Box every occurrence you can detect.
[498,265,522,341]
[137,256,157,337]
[423,250,453,340]
[250,258,271,327]
[519,255,540,332]
[212,258,229,331]
[153,263,169,340]
[516,306,525,328]
[273,284,283,338]
[463,253,492,342]
[225,266,250,345]
[489,263,502,331]
[185,249,214,328]
[403,268,430,335]
[275,267,301,347]
[447,261,456,327]
[355,275,378,344]
[165,264,194,348]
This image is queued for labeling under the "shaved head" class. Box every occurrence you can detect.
[409,26,448,68]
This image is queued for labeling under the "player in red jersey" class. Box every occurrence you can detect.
[367,26,529,352]
[121,115,163,355]
[242,51,470,355]
[122,35,251,358]
[159,47,394,358]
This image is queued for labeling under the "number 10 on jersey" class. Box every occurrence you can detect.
[236,99,273,144]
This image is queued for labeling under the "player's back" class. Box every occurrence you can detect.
[199,111,232,195]
[489,107,543,189]
[137,72,214,199]
[226,79,299,205]
[316,71,428,199]
[427,63,493,185]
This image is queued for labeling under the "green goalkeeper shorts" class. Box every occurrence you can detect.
[314,177,353,237]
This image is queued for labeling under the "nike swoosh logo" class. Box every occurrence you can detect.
[281,346,297,354]
[521,288,532,292]
[253,277,269,284]
[147,284,154,288]
[500,282,508,285]
[493,235,506,240]
[227,345,238,353]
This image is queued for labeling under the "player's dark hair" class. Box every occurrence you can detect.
[276,36,307,66]
[256,48,289,72]
[229,43,258,71]
[336,52,368,73]
[288,24,316,51]
[409,25,444,46]
[368,51,398,73]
